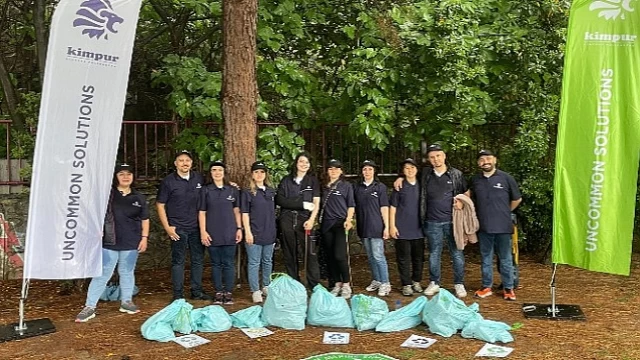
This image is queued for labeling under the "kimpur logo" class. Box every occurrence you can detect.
[73,0,124,40]
[589,0,635,20]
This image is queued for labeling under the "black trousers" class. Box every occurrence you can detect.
[395,238,425,286]
[278,211,320,289]
[321,220,350,286]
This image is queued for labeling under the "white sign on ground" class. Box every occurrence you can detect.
[172,334,210,348]
[400,334,437,349]
[322,331,350,345]
[475,343,514,357]
[240,327,274,339]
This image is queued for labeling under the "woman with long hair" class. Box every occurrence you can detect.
[75,163,150,322]
[320,159,355,299]
[241,161,277,303]
[354,160,391,297]
[275,151,321,289]
[199,161,242,305]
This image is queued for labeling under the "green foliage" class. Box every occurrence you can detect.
[151,55,222,122]
[173,126,223,163]
[257,126,305,184]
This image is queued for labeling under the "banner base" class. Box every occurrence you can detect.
[522,303,586,321]
[0,318,56,343]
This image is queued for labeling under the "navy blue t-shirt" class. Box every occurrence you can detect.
[240,187,277,245]
[157,171,204,232]
[277,174,321,216]
[104,189,149,251]
[390,180,423,239]
[321,180,355,230]
[199,184,240,246]
[425,172,454,222]
[469,170,522,234]
[354,181,389,239]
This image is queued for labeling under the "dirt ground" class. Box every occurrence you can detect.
[1,250,639,360]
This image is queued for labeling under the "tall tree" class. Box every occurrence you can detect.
[34,0,47,84]
[222,0,258,186]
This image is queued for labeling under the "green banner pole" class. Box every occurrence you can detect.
[552,0,640,276]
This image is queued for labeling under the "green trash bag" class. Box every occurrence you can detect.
[261,273,308,330]
[231,305,267,328]
[307,285,354,328]
[350,294,389,331]
[375,296,427,332]
[461,319,514,343]
[422,288,482,337]
[190,305,232,332]
[140,299,193,342]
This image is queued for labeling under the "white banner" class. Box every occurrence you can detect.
[23,0,143,279]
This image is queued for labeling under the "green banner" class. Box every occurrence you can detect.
[553,0,640,275]
[301,353,397,360]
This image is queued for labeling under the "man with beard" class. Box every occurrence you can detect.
[157,150,211,301]
[467,150,522,301]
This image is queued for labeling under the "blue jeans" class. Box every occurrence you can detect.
[86,248,138,307]
[478,232,514,289]
[363,238,389,283]
[245,243,275,292]
[209,245,236,293]
[425,221,465,285]
[171,229,205,298]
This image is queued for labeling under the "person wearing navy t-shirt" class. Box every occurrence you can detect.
[467,150,522,301]
[275,152,321,289]
[241,161,277,304]
[157,150,210,302]
[390,158,425,297]
[199,161,242,305]
[321,159,355,299]
[76,163,149,323]
[354,160,391,297]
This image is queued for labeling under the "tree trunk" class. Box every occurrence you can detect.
[222,0,258,188]
[0,54,25,130]
[34,0,47,84]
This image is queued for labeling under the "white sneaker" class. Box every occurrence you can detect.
[377,283,391,296]
[423,281,440,296]
[412,282,423,293]
[252,290,263,303]
[454,284,467,298]
[330,286,342,296]
[366,280,382,292]
[341,284,352,300]
[261,286,268,296]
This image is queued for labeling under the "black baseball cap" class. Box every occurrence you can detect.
[176,150,193,160]
[251,161,268,172]
[361,160,378,169]
[400,158,418,167]
[209,160,226,169]
[477,149,495,159]
[327,159,343,168]
[115,163,133,173]
[426,144,444,154]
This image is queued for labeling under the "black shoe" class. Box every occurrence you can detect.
[191,292,213,301]
[170,295,184,304]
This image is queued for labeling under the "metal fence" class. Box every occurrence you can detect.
[1,119,516,188]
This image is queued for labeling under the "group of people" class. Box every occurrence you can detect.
[75,145,522,323]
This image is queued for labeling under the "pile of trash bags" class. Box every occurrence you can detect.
[141,274,513,344]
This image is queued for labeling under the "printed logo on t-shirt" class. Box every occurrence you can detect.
[226,195,236,201]
[132,201,142,207]
[371,191,379,198]
[493,183,505,189]
[196,183,202,189]
[332,190,342,196]
[447,181,453,184]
